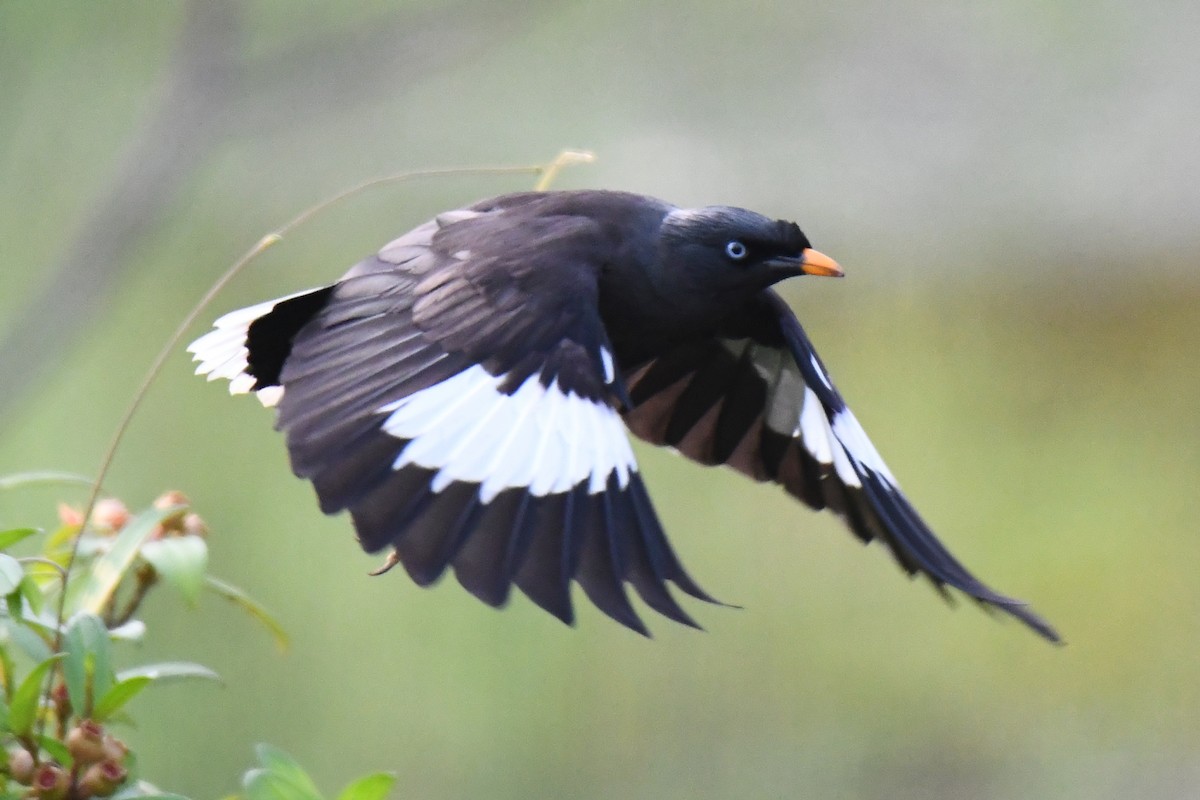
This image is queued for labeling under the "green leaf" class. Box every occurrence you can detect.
[0,471,93,491]
[116,661,220,685]
[18,576,45,615]
[92,675,153,721]
[140,536,207,606]
[0,640,15,699]
[0,528,39,550]
[9,653,63,735]
[245,745,323,800]
[8,609,61,639]
[244,769,323,800]
[74,504,185,615]
[0,695,9,732]
[0,555,23,596]
[5,620,52,663]
[255,743,312,775]
[36,734,72,767]
[44,523,82,559]
[335,773,396,800]
[64,614,113,718]
[204,576,290,652]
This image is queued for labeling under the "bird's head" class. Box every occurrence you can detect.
[656,206,842,306]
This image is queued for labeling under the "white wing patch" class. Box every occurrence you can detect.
[187,290,319,407]
[792,387,904,489]
[797,388,833,466]
[379,365,637,503]
[795,388,860,487]
[831,409,899,485]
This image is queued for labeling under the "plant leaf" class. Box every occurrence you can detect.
[204,576,289,652]
[44,523,82,560]
[245,770,326,800]
[74,504,184,615]
[8,609,62,639]
[18,576,45,615]
[37,734,73,767]
[116,662,220,685]
[0,640,14,700]
[0,555,23,596]
[5,619,52,663]
[245,769,309,800]
[64,614,113,718]
[0,471,93,491]
[335,773,396,800]
[246,745,323,800]
[140,536,207,606]
[9,653,64,736]
[93,675,153,721]
[0,528,39,550]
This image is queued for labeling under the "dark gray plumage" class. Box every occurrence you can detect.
[189,190,1058,641]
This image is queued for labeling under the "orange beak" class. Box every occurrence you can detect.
[800,248,843,278]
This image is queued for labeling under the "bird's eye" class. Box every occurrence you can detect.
[725,240,748,260]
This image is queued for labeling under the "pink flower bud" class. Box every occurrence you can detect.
[7,748,35,784]
[78,759,128,798]
[90,499,130,532]
[67,719,107,765]
[152,490,190,534]
[57,503,84,527]
[31,763,69,800]
[182,512,208,538]
[152,490,189,510]
[100,735,129,764]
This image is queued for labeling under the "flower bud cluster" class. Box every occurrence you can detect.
[151,491,207,539]
[5,721,129,799]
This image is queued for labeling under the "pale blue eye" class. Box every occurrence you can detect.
[725,240,747,260]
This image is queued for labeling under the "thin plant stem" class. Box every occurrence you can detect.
[36,149,594,744]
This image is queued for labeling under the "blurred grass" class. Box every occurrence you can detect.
[3,2,1199,799]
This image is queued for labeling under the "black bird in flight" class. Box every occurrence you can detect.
[189,190,1058,641]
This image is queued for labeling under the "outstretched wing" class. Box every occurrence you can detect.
[622,289,1059,641]
[190,204,715,635]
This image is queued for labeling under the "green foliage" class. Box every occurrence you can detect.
[116,662,221,685]
[203,576,290,652]
[244,745,324,800]
[0,481,382,800]
[0,472,94,491]
[9,654,64,736]
[0,555,23,596]
[92,676,152,722]
[0,529,39,550]
[243,745,396,800]
[139,537,207,606]
[73,505,184,615]
[334,773,397,800]
[64,614,113,718]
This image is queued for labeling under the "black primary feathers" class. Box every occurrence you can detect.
[188,190,1059,641]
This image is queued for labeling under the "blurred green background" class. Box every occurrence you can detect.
[2,2,1198,798]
